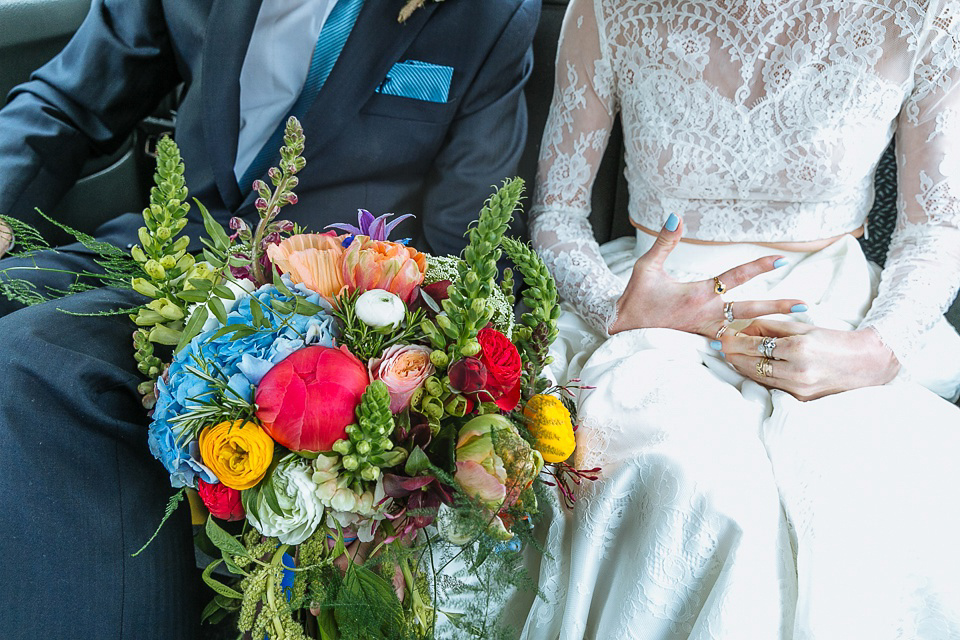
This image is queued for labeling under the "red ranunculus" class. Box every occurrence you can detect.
[476,328,523,411]
[255,345,369,452]
[448,357,488,394]
[196,478,245,522]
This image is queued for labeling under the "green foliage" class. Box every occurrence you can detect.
[334,564,407,638]
[500,236,561,398]
[130,487,186,557]
[0,212,139,307]
[168,354,258,443]
[438,178,524,358]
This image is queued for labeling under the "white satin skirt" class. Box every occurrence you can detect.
[516,232,960,640]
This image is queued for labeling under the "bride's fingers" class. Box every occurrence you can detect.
[724,352,796,385]
[722,299,807,321]
[736,318,815,337]
[717,332,800,360]
[712,255,786,292]
[638,213,683,271]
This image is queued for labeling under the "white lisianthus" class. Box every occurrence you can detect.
[354,289,405,330]
[245,454,325,545]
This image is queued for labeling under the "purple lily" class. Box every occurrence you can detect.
[325,209,414,241]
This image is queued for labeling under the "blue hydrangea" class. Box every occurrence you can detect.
[148,280,338,488]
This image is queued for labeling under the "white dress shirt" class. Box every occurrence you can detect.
[234,0,338,183]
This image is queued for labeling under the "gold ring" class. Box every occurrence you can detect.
[756,357,770,378]
[724,302,735,323]
[713,277,726,295]
[716,324,728,339]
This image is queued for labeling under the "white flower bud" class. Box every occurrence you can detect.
[354,289,405,330]
[331,488,358,513]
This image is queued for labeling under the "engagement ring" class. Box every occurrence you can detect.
[724,302,735,323]
[759,336,777,359]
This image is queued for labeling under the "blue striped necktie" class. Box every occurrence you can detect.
[238,0,366,191]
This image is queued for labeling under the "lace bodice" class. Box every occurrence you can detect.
[531,0,960,363]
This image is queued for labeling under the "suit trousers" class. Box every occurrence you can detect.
[0,248,202,639]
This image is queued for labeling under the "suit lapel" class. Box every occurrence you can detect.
[201,0,264,209]
[236,0,440,211]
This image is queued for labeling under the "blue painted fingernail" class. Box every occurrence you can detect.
[721,352,726,359]
[773,258,788,268]
[664,213,679,232]
[791,304,808,313]
[710,340,723,350]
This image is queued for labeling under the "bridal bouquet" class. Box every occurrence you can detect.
[116,117,591,639]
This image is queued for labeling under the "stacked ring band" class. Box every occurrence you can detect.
[724,302,735,324]
[756,357,772,378]
[713,277,726,294]
[759,336,777,359]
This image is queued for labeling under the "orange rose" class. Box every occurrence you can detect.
[340,235,426,303]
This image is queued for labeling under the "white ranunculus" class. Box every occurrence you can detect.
[245,454,325,545]
[354,289,405,330]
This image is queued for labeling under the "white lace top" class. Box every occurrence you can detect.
[531,0,960,363]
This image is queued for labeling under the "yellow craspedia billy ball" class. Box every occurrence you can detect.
[198,420,275,490]
[523,394,576,464]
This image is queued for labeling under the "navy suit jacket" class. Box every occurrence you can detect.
[0,0,539,256]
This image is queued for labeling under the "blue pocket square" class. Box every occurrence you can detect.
[375,60,453,103]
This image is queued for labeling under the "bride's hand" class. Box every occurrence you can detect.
[718,319,901,400]
[609,214,806,337]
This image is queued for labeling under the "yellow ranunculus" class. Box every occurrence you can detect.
[523,394,576,464]
[198,420,274,490]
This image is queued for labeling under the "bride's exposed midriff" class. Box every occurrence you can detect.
[632,220,865,252]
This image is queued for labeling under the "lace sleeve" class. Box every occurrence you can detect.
[530,0,622,334]
[859,7,960,364]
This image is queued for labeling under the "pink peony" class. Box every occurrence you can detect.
[368,344,435,413]
[255,346,369,452]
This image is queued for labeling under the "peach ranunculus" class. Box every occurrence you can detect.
[198,420,275,490]
[266,233,345,299]
[341,235,426,303]
[369,344,435,413]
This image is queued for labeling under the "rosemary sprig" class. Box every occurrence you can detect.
[169,354,258,443]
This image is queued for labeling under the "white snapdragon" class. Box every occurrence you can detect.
[245,454,325,545]
[312,457,390,542]
[354,289,405,330]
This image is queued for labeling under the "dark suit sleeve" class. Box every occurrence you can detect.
[418,0,540,257]
[0,0,180,228]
